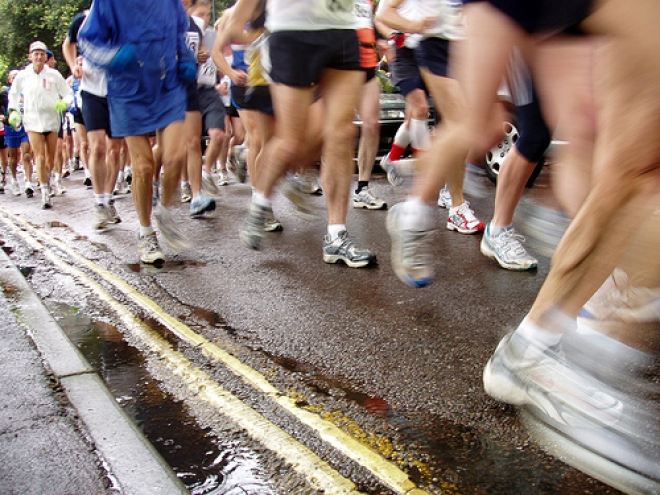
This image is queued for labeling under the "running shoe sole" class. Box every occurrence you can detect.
[353,200,387,210]
[190,199,216,217]
[446,222,484,235]
[521,408,660,495]
[322,253,373,268]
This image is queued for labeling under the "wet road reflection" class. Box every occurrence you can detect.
[50,302,275,495]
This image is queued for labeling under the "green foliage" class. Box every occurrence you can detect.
[0,0,89,81]
[212,0,235,21]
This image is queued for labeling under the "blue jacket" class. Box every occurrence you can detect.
[78,0,195,136]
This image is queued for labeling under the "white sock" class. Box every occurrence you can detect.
[202,170,212,179]
[252,191,271,208]
[139,226,154,237]
[399,197,435,231]
[327,224,346,241]
[94,193,104,205]
[393,121,411,148]
[409,118,430,150]
[516,317,562,349]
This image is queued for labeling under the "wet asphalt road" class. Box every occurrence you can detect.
[0,166,622,494]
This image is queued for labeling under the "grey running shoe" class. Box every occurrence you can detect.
[437,186,452,209]
[240,201,271,250]
[386,203,434,287]
[292,169,322,195]
[521,407,660,495]
[491,329,660,492]
[282,176,318,220]
[180,182,192,203]
[483,331,622,426]
[53,180,66,196]
[138,232,164,264]
[234,146,248,183]
[114,179,130,195]
[218,169,229,186]
[107,199,121,224]
[480,224,537,271]
[380,152,403,187]
[322,231,376,268]
[94,204,110,230]
[264,216,283,232]
[41,190,52,210]
[353,188,387,210]
[190,193,216,217]
[227,156,237,175]
[202,174,219,196]
[154,206,190,252]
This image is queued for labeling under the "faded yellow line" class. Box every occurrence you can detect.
[0,209,433,495]
[1,214,362,494]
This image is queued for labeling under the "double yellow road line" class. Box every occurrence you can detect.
[0,207,435,495]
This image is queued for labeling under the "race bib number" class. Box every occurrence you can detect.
[354,0,373,29]
[326,0,352,12]
[197,58,217,86]
[186,32,200,59]
[313,0,354,25]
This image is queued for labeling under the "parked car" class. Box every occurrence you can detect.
[355,70,546,187]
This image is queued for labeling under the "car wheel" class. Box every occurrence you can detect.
[484,121,545,187]
[484,121,518,183]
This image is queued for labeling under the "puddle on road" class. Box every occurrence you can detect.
[126,260,207,274]
[50,302,274,495]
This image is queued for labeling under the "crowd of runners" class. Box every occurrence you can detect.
[1,0,658,492]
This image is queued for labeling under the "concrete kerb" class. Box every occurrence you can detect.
[0,248,188,495]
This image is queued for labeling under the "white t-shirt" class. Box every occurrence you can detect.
[78,14,108,96]
[388,0,465,41]
[266,0,356,32]
[80,59,108,97]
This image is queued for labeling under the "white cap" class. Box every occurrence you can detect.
[29,41,48,53]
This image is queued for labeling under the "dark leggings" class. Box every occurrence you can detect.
[515,88,551,163]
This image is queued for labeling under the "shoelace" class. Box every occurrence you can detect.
[142,234,160,252]
[454,202,480,226]
[497,229,528,256]
[360,190,378,203]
